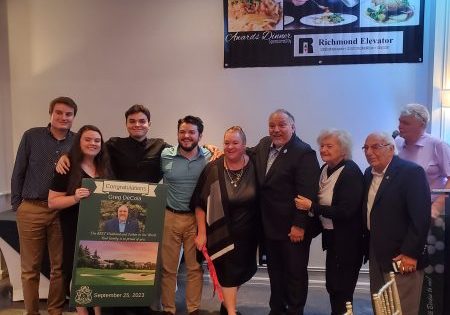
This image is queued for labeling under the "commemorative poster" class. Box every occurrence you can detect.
[70,179,167,307]
[224,0,424,67]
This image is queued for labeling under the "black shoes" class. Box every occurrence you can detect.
[220,303,242,315]
[220,303,227,315]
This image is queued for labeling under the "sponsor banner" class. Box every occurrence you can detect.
[224,0,424,67]
[70,179,167,307]
[293,31,403,57]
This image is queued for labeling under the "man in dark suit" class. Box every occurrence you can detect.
[103,204,140,233]
[363,132,430,315]
[250,109,320,315]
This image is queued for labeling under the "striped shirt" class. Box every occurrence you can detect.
[11,125,74,210]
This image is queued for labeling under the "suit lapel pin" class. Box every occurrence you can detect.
[283,149,287,154]
[385,175,390,180]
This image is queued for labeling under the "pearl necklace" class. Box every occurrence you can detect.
[224,156,245,188]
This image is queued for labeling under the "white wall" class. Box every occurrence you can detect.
[2,0,440,267]
[6,0,435,167]
[0,0,12,210]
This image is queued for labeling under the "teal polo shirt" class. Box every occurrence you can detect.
[161,145,211,211]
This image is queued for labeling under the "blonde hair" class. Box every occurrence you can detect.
[224,126,246,144]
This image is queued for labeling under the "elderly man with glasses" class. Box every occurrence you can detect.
[362,132,431,315]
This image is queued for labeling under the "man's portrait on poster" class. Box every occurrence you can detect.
[99,201,146,234]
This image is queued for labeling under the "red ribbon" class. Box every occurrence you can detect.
[201,247,224,302]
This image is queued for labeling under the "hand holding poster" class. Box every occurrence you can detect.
[70,179,167,307]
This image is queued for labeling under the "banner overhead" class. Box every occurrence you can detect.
[224,0,424,67]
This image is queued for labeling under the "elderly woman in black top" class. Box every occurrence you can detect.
[295,129,364,315]
[194,126,258,315]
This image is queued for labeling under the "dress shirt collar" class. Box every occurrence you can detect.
[119,222,126,233]
[411,134,427,147]
[175,145,205,159]
[269,143,283,153]
[371,161,391,177]
[400,133,427,148]
[46,123,72,140]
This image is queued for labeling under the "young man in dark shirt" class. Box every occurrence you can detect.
[11,96,78,315]
[59,104,169,183]
[106,104,169,182]
[97,105,168,315]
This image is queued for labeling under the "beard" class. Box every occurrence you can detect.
[179,139,199,152]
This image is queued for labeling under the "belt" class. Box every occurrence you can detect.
[166,206,193,215]
[24,199,48,206]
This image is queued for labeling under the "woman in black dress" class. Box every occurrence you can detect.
[48,125,113,315]
[194,126,258,315]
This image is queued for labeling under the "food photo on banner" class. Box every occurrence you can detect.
[224,0,424,67]
[70,178,167,307]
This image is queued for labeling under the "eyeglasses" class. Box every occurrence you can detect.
[361,143,391,151]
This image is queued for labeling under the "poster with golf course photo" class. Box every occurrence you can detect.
[70,178,167,307]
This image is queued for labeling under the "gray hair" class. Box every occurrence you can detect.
[399,103,430,126]
[317,129,353,160]
[269,109,295,124]
[367,131,398,155]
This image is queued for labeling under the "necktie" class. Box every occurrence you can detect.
[266,148,279,174]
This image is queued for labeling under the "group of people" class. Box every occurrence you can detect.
[11,97,447,315]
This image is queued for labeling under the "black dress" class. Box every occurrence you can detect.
[50,170,92,295]
[194,157,258,287]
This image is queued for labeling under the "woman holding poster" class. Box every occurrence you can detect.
[193,126,259,315]
[48,125,113,315]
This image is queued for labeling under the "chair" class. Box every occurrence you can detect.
[372,272,402,315]
[342,301,353,315]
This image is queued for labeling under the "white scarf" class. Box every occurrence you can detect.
[317,164,344,230]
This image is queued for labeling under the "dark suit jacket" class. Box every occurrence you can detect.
[103,218,140,233]
[313,160,364,265]
[249,134,320,240]
[363,156,431,271]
